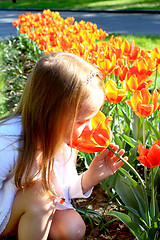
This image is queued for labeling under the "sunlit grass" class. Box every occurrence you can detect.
[0,43,6,117]
[81,0,160,10]
[106,34,160,50]
[0,0,160,10]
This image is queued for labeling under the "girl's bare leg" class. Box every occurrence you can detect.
[0,180,56,240]
[48,209,86,240]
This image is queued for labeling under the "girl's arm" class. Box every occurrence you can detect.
[81,144,127,194]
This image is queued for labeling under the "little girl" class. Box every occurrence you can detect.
[0,52,127,240]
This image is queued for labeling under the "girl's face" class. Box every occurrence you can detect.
[65,87,105,144]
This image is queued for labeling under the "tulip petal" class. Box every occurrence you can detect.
[140,104,153,117]
[91,111,105,129]
[105,80,118,102]
[137,142,160,168]
[124,99,133,109]
[147,144,160,168]
[137,156,152,168]
[92,128,111,146]
[138,142,149,157]
[117,89,127,99]
[131,91,142,110]
[141,88,150,104]
[152,140,160,147]
[127,75,138,92]
[152,89,159,112]
[137,80,153,91]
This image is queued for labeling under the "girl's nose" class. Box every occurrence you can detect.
[85,120,92,131]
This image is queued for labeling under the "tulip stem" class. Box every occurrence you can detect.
[107,145,150,226]
[143,117,148,185]
[143,117,146,147]
[151,168,155,220]
[107,146,145,187]
[154,65,158,89]
[116,104,122,133]
[158,109,160,134]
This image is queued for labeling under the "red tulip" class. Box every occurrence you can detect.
[68,111,112,153]
[137,141,160,168]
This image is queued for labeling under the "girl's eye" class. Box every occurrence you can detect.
[77,121,85,126]
[77,119,90,125]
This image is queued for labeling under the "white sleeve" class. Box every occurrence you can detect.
[0,138,17,189]
[68,172,93,199]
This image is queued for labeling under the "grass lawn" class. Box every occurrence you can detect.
[0,0,160,10]
[106,34,160,51]
[0,43,6,117]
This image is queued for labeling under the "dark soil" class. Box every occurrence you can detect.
[75,185,135,240]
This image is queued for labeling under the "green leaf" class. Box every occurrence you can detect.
[115,173,149,225]
[132,112,142,140]
[107,211,147,239]
[120,133,139,148]
[148,220,159,240]
[122,109,131,129]
[114,133,123,149]
[119,167,137,186]
[145,121,160,140]
[131,184,150,225]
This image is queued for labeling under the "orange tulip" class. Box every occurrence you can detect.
[104,80,127,103]
[137,141,160,168]
[12,20,20,27]
[68,111,113,153]
[150,47,160,62]
[125,73,153,93]
[128,46,141,64]
[125,88,159,117]
[136,55,156,76]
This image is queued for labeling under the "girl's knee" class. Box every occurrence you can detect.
[67,214,86,240]
[49,209,86,240]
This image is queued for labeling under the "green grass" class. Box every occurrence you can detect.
[0,43,6,117]
[0,0,160,10]
[107,34,160,50]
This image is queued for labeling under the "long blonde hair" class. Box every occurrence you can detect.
[3,52,103,192]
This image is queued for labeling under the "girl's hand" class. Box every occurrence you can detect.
[81,143,128,193]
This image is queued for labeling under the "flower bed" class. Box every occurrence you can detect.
[8,9,160,239]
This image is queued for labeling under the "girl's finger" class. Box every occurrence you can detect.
[107,144,119,158]
[117,149,125,156]
[114,160,125,170]
[112,149,125,162]
[109,143,119,151]
[112,156,128,174]
[97,148,109,160]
